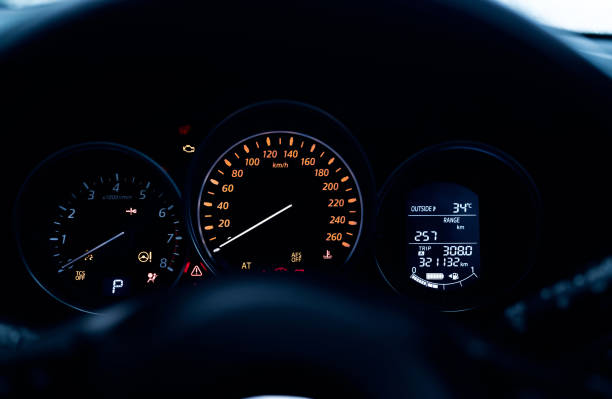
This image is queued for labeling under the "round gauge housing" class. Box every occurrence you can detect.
[376,142,540,311]
[15,143,185,313]
[187,101,375,275]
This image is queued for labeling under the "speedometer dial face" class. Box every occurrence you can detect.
[197,131,363,273]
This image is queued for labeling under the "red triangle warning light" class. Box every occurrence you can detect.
[190,265,203,277]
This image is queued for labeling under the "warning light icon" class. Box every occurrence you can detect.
[190,264,203,277]
[147,272,158,284]
[182,144,196,154]
[178,124,192,136]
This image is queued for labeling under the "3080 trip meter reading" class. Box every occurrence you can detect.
[407,182,480,290]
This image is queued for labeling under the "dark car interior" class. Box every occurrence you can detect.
[1,0,610,397]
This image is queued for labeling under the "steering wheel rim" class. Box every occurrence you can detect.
[8,278,464,398]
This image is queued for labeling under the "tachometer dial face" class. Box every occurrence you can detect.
[16,143,185,313]
[196,131,363,273]
[50,174,182,300]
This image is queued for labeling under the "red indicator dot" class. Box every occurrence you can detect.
[178,125,192,135]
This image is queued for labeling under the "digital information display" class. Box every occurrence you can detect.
[406,182,480,290]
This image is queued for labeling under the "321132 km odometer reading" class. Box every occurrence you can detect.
[196,131,363,273]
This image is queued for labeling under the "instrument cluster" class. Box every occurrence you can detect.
[13,101,540,314]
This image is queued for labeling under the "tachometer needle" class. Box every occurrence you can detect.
[58,231,126,273]
[213,204,292,253]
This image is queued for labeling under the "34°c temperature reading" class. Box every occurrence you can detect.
[452,202,472,213]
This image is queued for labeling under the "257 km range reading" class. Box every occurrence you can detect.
[406,182,481,290]
[196,131,363,273]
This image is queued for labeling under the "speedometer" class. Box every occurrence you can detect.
[196,131,363,273]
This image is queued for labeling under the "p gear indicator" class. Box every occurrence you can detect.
[406,182,480,290]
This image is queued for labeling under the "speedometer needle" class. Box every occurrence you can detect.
[58,231,126,273]
[213,204,292,253]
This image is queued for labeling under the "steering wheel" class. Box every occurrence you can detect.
[1,0,610,397]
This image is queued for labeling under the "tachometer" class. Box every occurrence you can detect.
[196,131,363,273]
[15,143,185,313]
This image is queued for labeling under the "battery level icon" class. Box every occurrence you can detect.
[425,273,445,281]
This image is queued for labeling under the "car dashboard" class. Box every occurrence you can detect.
[0,0,610,397]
